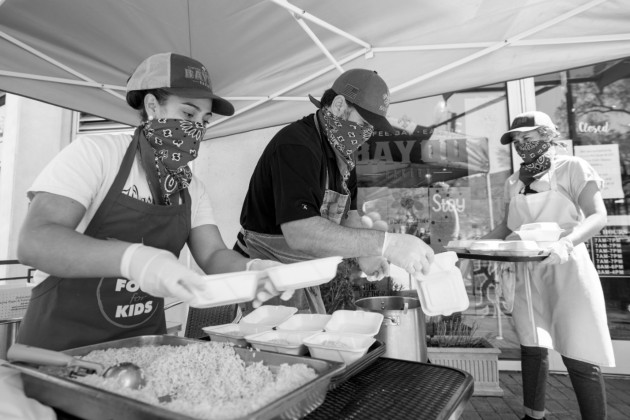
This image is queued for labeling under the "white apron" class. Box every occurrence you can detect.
[507,161,615,367]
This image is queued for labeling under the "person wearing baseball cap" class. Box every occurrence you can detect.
[482,110,614,420]
[233,68,435,314]
[16,52,289,351]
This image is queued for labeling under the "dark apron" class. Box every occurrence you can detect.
[17,134,191,350]
[237,114,350,314]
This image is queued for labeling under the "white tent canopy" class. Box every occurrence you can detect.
[1,0,630,139]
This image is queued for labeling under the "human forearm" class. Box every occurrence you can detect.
[564,212,606,246]
[18,223,129,278]
[282,216,384,258]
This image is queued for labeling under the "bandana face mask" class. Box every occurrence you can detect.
[513,139,553,187]
[321,109,373,193]
[142,118,206,204]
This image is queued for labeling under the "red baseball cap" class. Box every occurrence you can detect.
[126,53,234,116]
[310,69,395,133]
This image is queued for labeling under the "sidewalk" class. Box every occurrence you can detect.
[462,371,630,419]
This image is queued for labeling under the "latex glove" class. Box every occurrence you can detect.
[245,259,295,307]
[540,237,574,266]
[382,232,434,275]
[121,243,206,301]
[358,256,390,281]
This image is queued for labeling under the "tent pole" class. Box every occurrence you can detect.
[208,49,366,128]
[268,0,371,49]
[391,0,608,93]
[0,30,124,100]
[291,14,344,73]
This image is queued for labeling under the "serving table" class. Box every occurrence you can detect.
[306,358,473,420]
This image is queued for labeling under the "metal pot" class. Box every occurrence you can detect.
[355,296,427,362]
[0,318,21,360]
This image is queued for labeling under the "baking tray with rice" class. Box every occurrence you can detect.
[6,335,345,420]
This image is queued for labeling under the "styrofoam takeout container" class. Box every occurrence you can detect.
[324,310,383,337]
[303,332,376,365]
[413,251,469,317]
[265,256,343,291]
[244,330,314,356]
[239,305,298,335]
[519,222,561,231]
[202,323,256,347]
[188,271,259,308]
[514,229,563,242]
[276,314,332,333]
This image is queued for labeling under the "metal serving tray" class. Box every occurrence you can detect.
[7,335,345,420]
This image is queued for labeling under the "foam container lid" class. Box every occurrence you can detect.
[276,314,332,332]
[413,251,469,316]
[324,310,383,337]
[188,271,259,308]
[265,256,343,291]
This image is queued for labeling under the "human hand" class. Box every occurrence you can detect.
[121,243,206,301]
[358,256,390,281]
[387,115,418,134]
[382,232,434,275]
[245,259,294,307]
[540,238,573,266]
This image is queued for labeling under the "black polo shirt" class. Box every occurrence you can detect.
[239,113,357,235]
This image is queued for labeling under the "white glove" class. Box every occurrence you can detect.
[245,259,295,307]
[382,232,434,275]
[358,256,390,281]
[541,237,574,266]
[120,243,206,301]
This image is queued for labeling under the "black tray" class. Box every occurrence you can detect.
[456,252,548,262]
[327,340,386,390]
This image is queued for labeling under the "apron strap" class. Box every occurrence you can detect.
[84,134,139,237]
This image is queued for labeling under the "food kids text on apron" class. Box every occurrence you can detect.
[507,158,614,367]
[18,134,191,351]
[238,114,349,314]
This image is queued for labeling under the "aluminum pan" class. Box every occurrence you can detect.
[9,335,345,420]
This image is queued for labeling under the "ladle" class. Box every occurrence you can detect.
[7,343,146,390]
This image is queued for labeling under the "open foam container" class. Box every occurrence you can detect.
[413,251,470,316]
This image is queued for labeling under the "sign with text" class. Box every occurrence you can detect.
[574,144,624,199]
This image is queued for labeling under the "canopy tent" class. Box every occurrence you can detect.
[1,0,630,140]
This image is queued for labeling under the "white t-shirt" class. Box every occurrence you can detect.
[29,132,216,235]
[504,154,604,208]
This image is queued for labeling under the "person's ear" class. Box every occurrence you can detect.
[331,95,348,118]
[143,94,158,120]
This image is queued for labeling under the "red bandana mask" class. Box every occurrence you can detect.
[141,118,205,204]
[514,140,552,187]
[322,110,373,193]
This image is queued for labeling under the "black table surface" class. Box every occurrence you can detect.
[305,357,474,420]
[53,357,473,420]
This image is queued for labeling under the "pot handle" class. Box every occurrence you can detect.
[382,315,400,326]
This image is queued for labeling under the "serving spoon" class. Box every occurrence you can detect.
[7,343,146,390]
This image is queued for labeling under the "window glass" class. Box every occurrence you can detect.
[535,58,630,340]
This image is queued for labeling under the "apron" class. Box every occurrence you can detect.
[239,115,350,314]
[507,159,615,367]
[17,134,192,351]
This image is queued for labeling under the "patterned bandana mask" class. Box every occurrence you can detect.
[322,109,373,193]
[141,118,205,205]
[514,140,553,188]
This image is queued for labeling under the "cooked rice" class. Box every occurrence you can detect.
[74,341,317,419]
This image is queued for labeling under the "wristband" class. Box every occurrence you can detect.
[245,259,262,271]
[120,243,143,279]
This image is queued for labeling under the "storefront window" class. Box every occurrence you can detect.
[355,84,517,351]
[535,58,630,340]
